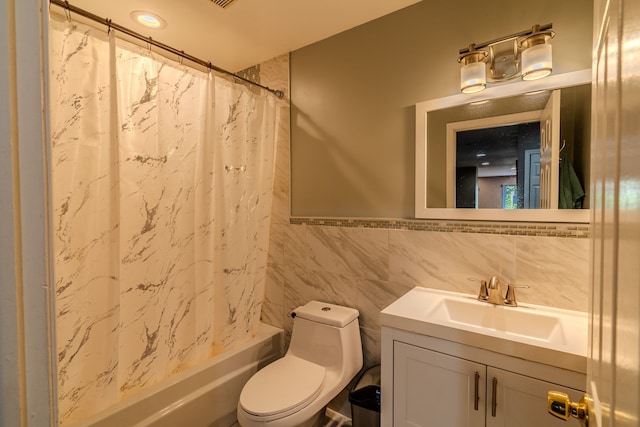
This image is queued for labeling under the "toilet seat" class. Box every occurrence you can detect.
[239,356,326,421]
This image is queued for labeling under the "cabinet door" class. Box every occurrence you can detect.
[394,342,485,427]
[486,367,584,427]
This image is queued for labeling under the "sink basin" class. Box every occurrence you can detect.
[380,287,588,372]
[430,296,564,343]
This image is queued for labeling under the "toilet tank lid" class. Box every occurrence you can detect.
[293,301,359,327]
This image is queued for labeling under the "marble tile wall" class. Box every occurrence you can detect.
[264,222,589,367]
[258,53,590,416]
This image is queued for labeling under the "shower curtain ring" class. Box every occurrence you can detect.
[106,19,112,35]
[180,51,184,65]
[64,0,71,21]
[147,37,153,52]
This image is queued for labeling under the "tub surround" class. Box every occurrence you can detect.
[66,323,283,427]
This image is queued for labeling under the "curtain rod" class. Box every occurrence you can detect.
[49,0,285,99]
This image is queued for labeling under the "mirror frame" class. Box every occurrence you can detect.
[415,69,592,223]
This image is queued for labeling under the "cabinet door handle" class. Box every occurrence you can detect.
[491,377,498,417]
[474,371,480,411]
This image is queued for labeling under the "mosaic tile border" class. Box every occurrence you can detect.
[290,217,590,238]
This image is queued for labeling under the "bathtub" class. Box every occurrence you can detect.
[69,323,284,427]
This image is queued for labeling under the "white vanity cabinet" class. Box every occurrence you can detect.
[379,287,589,427]
[384,329,586,427]
[485,366,583,427]
[393,341,485,426]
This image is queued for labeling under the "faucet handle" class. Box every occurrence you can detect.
[504,284,529,307]
[477,280,489,301]
[468,278,490,301]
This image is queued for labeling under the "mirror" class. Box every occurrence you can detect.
[415,69,591,222]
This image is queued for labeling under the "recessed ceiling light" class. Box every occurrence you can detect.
[130,10,167,29]
[481,162,490,166]
[476,153,487,158]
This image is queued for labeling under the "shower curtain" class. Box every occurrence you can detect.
[48,15,278,424]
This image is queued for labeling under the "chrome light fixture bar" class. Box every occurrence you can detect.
[458,24,555,93]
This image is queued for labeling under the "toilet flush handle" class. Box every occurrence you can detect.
[289,306,304,318]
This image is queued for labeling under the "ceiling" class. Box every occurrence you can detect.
[61,0,422,72]
[456,122,540,177]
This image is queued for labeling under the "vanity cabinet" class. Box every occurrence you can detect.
[394,341,485,426]
[383,329,586,427]
[485,366,582,427]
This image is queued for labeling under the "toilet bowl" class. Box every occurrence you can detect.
[237,301,363,427]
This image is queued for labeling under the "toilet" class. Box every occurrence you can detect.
[237,301,363,427]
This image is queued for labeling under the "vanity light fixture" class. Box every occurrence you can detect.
[458,23,555,93]
[458,47,488,94]
[130,10,167,29]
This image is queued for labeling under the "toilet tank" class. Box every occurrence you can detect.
[292,301,359,327]
[287,301,362,371]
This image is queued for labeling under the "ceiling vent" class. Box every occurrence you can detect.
[211,0,237,8]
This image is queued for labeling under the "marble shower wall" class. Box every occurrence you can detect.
[258,54,591,370]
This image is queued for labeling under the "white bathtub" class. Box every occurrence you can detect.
[68,323,284,427]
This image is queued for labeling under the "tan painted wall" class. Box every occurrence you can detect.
[291,0,593,217]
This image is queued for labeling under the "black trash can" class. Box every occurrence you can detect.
[349,365,381,427]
